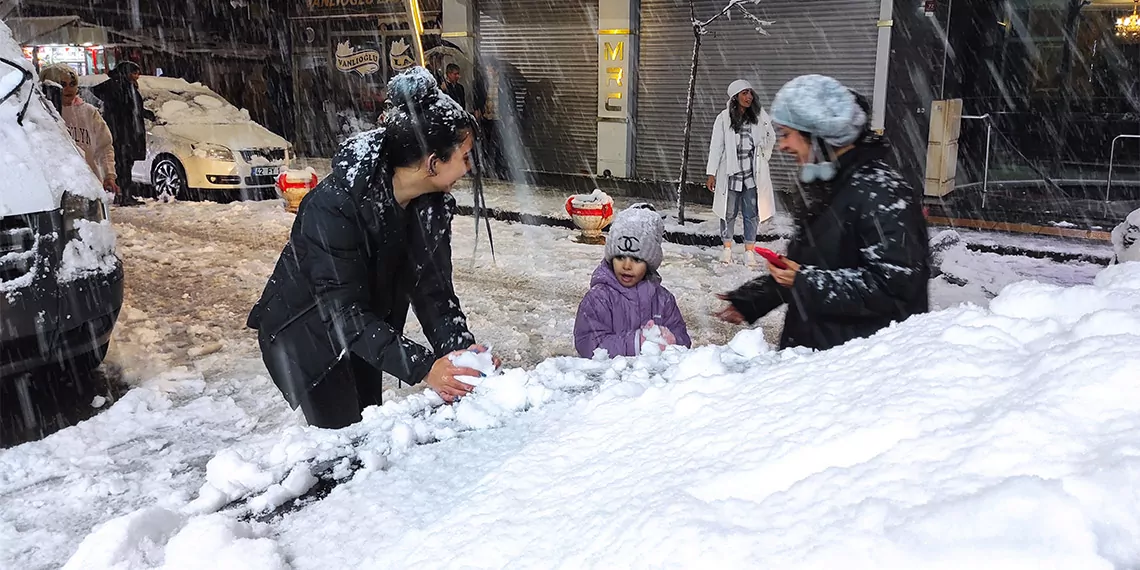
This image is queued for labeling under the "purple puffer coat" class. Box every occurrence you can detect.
[574,262,692,358]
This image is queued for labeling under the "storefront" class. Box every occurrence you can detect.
[945,0,1140,196]
[8,16,118,75]
[633,0,883,189]
[469,0,886,189]
[474,0,599,176]
[288,0,449,157]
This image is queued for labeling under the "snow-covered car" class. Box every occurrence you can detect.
[0,28,122,378]
[79,74,292,200]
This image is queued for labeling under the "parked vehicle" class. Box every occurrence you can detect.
[80,74,292,201]
[0,37,123,380]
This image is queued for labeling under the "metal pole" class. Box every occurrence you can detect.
[982,122,992,208]
[1106,134,1140,203]
[677,18,701,226]
[961,113,992,206]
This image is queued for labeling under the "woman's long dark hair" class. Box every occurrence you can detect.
[729,89,759,133]
[381,67,494,259]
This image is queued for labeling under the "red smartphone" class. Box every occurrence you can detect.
[753,246,789,269]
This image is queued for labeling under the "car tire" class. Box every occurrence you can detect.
[152,156,189,201]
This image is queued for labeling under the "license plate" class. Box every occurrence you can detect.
[252,166,279,177]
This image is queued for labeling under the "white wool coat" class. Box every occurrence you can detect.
[705,106,776,223]
[61,99,116,182]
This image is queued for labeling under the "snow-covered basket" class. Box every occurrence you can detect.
[274,168,318,214]
[564,189,614,244]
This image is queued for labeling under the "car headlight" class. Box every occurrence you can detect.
[195,143,234,162]
[62,193,107,241]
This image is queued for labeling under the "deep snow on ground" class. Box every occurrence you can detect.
[63,262,1140,569]
[0,198,1116,569]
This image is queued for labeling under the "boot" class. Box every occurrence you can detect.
[744,248,757,268]
[720,246,734,265]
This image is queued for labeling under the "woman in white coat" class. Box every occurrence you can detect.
[705,79,776,266]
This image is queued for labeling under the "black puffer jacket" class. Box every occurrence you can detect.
[247,129,474,407]
[724,138,930,351]
[91,74,149,161]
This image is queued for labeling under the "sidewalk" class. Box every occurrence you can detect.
[294,158,1114,264]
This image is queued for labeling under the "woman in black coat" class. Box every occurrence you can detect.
[716,74,930,351]
[248,68,496,429]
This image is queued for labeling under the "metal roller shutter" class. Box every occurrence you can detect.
[635,0,880,190]
[476,0,598,175]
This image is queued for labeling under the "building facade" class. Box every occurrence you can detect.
[464,0,1139,208]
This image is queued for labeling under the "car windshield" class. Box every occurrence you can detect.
[0,57,32,121]
[139,77,250,126]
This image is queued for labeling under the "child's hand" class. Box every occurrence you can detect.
[658,326,677,346]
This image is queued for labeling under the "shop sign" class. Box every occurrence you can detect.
[307,0,385,8]
[335,41,381,76]
[388,38,416,74]
[597,35,630,119]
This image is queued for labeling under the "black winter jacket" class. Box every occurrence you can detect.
[91,75,150,161]
[247,129,474,407]
[724,138,930,351]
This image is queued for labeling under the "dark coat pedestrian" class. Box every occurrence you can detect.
[92,62,152,205]
[248,68,494,429]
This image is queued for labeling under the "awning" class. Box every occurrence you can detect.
[4,16,107,45]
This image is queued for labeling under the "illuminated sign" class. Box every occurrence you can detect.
[598,34,630,119]
[335,41,381,76]
[389,38,416,73]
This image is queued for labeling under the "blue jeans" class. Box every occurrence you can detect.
[720,186,759,243]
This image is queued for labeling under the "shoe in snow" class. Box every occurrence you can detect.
[720,247,733,265]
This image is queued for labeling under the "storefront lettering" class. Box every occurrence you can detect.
[335,41,381,76]
[307,0,383,8]
[603,41,625,114]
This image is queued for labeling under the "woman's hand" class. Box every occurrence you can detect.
[714,294,745,324]
[706,175,716,192]
[104,177,119,194]
[769,257,801,288]
[424,351,480,403]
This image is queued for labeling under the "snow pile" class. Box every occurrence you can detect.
[183,361,557,518]
[68,262,1140,568]
[1112,208,1140,264]
[276,262,1139,569]
[62,508,288,570]
[59,218,118,281]
[931,229,1020,297]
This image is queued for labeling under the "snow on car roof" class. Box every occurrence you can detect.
[82,73,252,126]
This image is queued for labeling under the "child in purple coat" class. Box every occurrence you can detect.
[574,205,692,358]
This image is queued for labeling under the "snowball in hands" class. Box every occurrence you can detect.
[448,348,500,385]
[638,321,676,355]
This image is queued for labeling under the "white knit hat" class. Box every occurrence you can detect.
[769,74,867,147]
[727,79,753,99]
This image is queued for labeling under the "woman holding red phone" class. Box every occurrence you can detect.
[716,75,929,351]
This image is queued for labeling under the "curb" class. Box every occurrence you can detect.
[455,205,1113,266]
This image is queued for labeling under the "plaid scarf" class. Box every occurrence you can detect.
[730,128,757,193]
